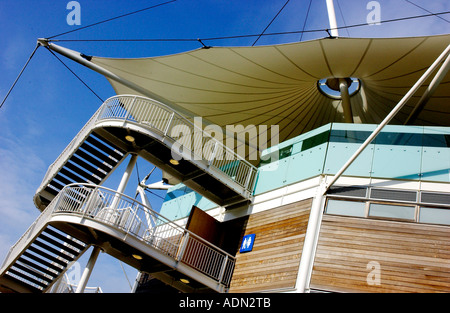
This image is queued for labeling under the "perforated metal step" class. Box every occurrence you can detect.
[0,226,87,293]
[36,132,126,210]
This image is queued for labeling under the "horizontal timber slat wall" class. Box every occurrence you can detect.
[310,214,450,293]
[229,198,312,292]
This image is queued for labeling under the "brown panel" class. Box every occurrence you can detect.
[229,198,312,293]
[186,206,221,245]
[311,215,450,293]
[185,206,247,255]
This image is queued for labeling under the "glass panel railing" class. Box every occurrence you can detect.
[253,123,450,195]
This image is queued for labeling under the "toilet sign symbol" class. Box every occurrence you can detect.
[240,234,256,253]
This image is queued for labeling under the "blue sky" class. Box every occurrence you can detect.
[0,0,448,293]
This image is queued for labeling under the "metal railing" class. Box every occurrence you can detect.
[25,183,236,288]
[98,95,258,194]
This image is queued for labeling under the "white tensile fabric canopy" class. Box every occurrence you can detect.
[92,34,450,144]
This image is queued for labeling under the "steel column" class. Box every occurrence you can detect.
[339,78,353,123]
[75,246,101,293]
[325,0,339,37]
[111,154,138,210]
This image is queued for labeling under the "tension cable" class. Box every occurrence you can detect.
[47,48,104,103]
[48,0,178,39]
[1,44,40,110]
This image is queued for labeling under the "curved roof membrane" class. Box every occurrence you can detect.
[92,35,450,144]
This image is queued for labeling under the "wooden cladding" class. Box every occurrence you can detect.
[229,198,312,293]
[311,214,450,293]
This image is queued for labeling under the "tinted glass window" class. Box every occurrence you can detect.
[279,145,293,159]
[375,132,422,146]
[330,130,371,144]
[329,130,450,148]
[301,131,330,151]
[325,199,366,217]
[368,203,415,220]
[422,134,450,148]
[419,207,450,225]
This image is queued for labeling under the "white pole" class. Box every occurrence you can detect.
[325,0,339,37]
[111,154,138,209]
[75,246,101,293]
[117,154,138,195]
[405,52,450,124]
[325,44,450,192]
[295,178,327,293]
[339,78,353,123]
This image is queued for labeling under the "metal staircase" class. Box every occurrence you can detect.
[0,225,87,293]
[34,109,128,210]
[35,95,257,211]
[43,133,125,196]
[0,184,236,293]
[3,94,257,293]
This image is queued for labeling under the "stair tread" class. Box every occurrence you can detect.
[37,233,81,256]
[17,256,58,279]
[22,251,63,273]
[6,268,47,289]
[32,240,75,264]
[75,149,113,172]
[43,228,86,251]
[3,272,42,293]
[27,246,69,267]
[12,263,53,284]
[85,135,123,161]
[65,161,101,184]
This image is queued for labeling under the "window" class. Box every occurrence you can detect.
[325,199,366,217]
[259,145,293,166]
[328,130,450,148]
[422,134,450,148]
[329,130,371,144]
[279,145,293,159]
[375,132,422,146]
[325,189,450,225]
[301,131,330,151]
[419,207,450,226]
[368,203,415,221]
[370,188,417,202]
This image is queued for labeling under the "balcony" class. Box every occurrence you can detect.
[0,184,236,293]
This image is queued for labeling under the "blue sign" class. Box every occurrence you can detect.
[240,234,256,253]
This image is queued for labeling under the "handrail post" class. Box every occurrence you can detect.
[123,96,137,124]
[218,255,228,285]
[208,141,219,166]
[50,190,64,214]
[82,185,98,219]
[98,98,109,119]
[244,165,253,191]
[176,232,190,261]
[126,205,139,235]
[164,112,175,136]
